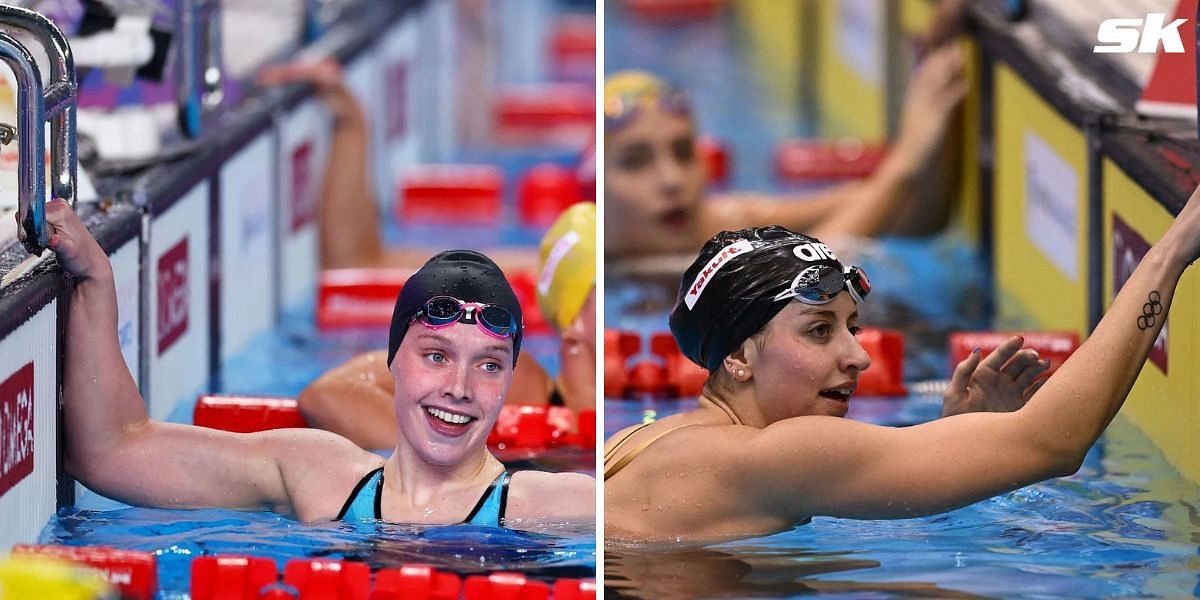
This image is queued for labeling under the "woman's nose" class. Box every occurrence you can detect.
[843,333,872,374]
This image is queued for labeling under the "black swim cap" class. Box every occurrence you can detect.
[387,250,523,367]
[669,226,848,373]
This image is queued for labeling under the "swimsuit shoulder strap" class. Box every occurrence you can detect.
[603,424,693,481]
[337,466,385,521]
[463,471,511,527]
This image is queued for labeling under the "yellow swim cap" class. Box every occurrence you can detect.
[0,555,113,599]
[537,203,596,331]
[604,70,690,130]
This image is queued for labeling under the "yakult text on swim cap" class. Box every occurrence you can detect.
[685,240,753,310]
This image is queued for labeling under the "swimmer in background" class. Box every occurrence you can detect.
[604,1,968,275]
[604,181,1200,541]
[299,204,598,449]
[49,200,593,525]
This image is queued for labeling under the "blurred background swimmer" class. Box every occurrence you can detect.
[604,181,1200,542]
[48,200,594,526]
[603,13,967,274]
[298,204,598,449]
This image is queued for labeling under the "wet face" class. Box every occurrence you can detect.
[604,106,706,256]
[390,321,514,467]
[745,295,872,422]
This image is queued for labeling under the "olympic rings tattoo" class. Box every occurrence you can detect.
[1137,291,1163,331]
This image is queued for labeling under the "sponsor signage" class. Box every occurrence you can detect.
[157,237,189,356]
[1024,131,1080,281]
[0,363,34,497]
[685,240,753,309]
[290,141,316,233]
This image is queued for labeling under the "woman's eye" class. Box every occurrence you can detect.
[672,138,695,164]
[426,352,446,364]
[808,324,831,338]
[619,148,651,170]
[482,362,501,373]
[849,326,862,336]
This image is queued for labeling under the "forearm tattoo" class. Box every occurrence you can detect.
[1137,291,1163,331]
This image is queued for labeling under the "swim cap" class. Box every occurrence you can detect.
[669,226,850,373]
[387,250,523,367]
[604,70,691,131]
[537,203,596,331]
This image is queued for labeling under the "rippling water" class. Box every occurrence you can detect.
[41,507,595,596]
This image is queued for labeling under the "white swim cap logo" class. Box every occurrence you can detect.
[793,242,838,262]
[685,240,753,310]
[537,231,580,295]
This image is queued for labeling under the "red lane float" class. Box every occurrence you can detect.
[650,333,708,397]
[284,559,371,600]
[493,84,594,147]
[552,579,597,600]
[463,572,551,600]
[948,331,1080,377]
[603,329,640,397]
[607,328,906,398]
[191,555,277,600]
[577,140,596,202]
[507,270,553,335]
[193,395,308,433]
[372,565,462,600]
[549,15,596,80]
[623,0,723,21]
[12,545,157,600]
[398,165,504,223]
[487,405,595,450]
[774,139,887,182]
[518,163,583,226]
[698,135,729,187]
[317,268,411,330]
[315,268,550,335]
[855,328,906,397]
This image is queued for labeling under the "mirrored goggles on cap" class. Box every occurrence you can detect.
[773,264,871,305]
[604,86,691,130]
[411,296,518,339]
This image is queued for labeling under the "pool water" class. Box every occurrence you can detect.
[605,396,1200,598]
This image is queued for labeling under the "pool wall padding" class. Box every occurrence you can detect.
[0,0,443,550]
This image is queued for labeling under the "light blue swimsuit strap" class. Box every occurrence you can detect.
[462,471,511,528]
[337,468,510,527]
[337,467,384,522]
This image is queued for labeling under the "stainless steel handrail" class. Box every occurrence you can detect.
[0,5,78,256]
[177,0,224,138]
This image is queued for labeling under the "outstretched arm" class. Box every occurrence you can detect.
[259,59,384,270]
[698,43,967,243]
[736,183,1200,522]
[50,201,373,519]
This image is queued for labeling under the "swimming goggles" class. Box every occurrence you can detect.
[773,265,871,305]
[411,296,518,339]
[603,85,692,130]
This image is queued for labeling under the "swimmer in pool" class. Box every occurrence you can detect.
[603,182,1200,542]
[299,204,598,449]
[49,200,593,526]
[604,8,968,271]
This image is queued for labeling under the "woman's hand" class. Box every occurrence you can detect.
[941,336,1049,417]
[257,58,360,123]
[44,199,112,282]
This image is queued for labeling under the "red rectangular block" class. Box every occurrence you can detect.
[193,395,307,433]
[13,544,157,600]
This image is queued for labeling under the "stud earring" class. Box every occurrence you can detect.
[737,369,746,379]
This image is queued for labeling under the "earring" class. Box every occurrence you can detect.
[736,369,746,379]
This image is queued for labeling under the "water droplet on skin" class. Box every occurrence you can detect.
[641,503,650,511]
